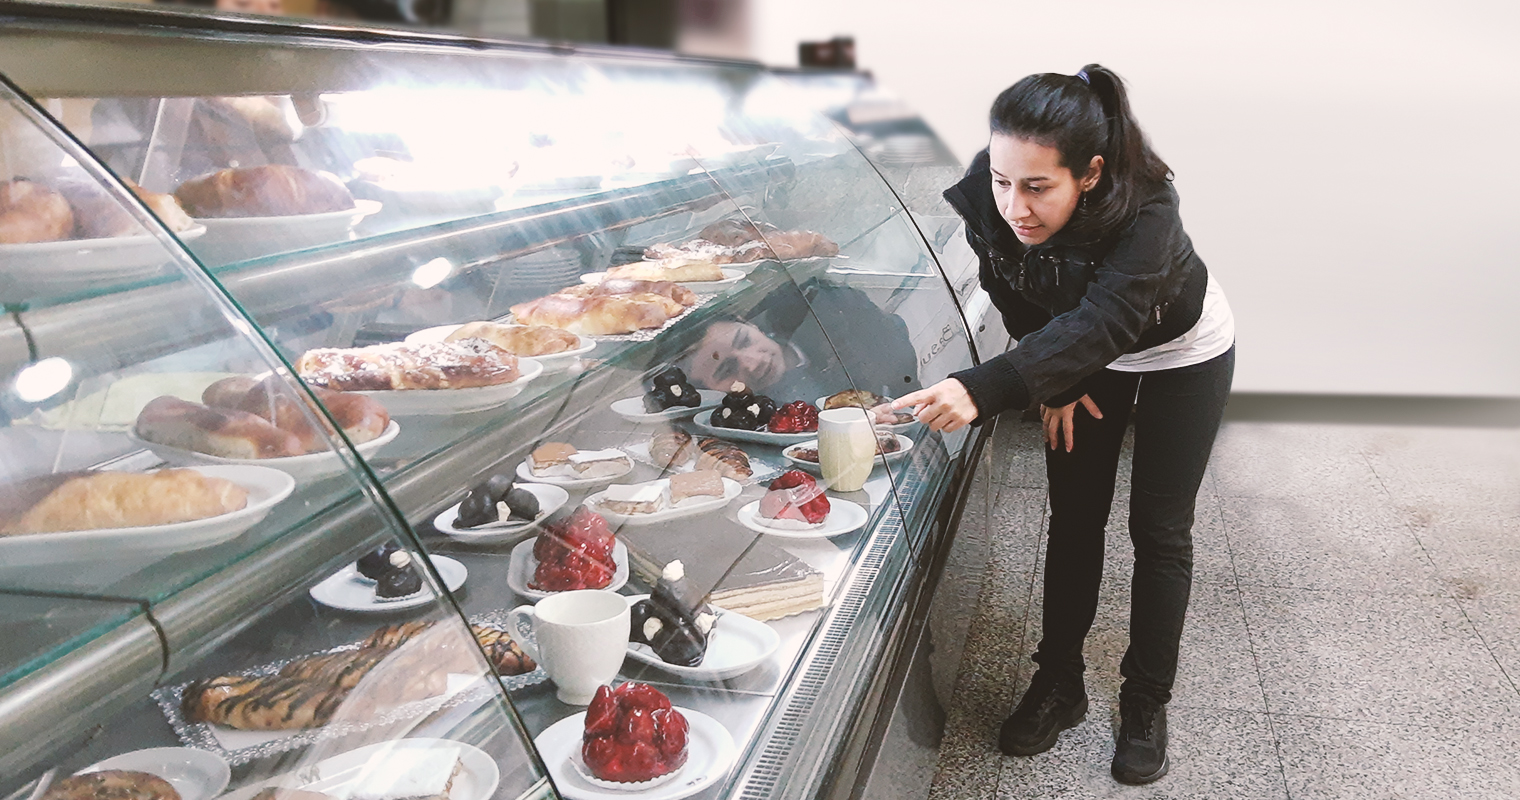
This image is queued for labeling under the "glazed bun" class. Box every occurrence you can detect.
[0,179,74,243]
[175,164,354,218]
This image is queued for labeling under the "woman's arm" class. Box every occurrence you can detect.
[951,185,1193,419]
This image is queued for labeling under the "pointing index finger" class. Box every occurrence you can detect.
[891,390,930,410]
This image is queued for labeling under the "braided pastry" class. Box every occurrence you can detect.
[296,338,519,391]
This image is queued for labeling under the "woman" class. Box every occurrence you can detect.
[892,64,1234,784]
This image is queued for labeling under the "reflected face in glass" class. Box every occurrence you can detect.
[217,0,284,14]
[989,133,1100,246]
[686,321,786,391]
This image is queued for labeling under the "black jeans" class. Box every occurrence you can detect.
[1031,346,1234,705]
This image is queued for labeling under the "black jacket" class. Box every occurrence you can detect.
[945,149,1209,418]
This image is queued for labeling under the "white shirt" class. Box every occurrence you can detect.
[1108,273,1235,372]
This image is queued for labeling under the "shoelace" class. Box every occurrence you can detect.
[1016,675,1068,719]
[1119,698,1158,740]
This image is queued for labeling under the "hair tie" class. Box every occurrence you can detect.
[1076,70,1090,86]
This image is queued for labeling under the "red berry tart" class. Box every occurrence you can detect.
[582,682,691,784]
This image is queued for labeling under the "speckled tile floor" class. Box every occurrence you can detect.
[927,408,1520,800]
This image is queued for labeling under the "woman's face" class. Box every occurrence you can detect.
[989,133,1101,246]
[685,321,786,391]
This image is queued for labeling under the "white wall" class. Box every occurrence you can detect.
[747,1,1520,397]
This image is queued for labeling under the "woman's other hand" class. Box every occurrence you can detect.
[892,379,978,433]
[1042,394,1103,452]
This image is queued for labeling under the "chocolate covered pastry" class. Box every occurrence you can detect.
[629,560,716,667]
[644,366,701,412]
[710,382,776,431]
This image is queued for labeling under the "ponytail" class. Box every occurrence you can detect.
[989,63,1170,238]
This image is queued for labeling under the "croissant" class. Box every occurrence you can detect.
[174,164,354,218]
[296,338,520,391]
[510,293,670,336]
[696,437,752,479]
[649,429,697,470]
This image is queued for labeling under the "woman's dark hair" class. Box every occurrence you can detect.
[990,63,1170,237]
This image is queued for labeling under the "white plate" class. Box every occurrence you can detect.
[536,708,736,800]
[580,267,745,291]
[133,420,400,481]
[81,747,229,800]
[218,739,498,800]
[432,483,570,543]
[191,200,381,263]
[0,465,294,569]
[781,434,915,474]
[1,225,207,279]
[622,596,780,681]
[404,324,597,375]
[308,554,467,612]
[610,389,724,424]
[515,452,633,488]
[585,477,741,526]
[506,538,629,601]
[690,414,818,446]
[814,396,920,431]
[354,359,542,416]
[735,497,869,539]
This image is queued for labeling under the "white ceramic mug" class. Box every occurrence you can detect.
[504,589,630,705]
[818,406,876,493]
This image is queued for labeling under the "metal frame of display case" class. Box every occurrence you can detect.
[0,7,993,798]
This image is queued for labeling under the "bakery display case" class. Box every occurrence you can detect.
[0,4,995,800]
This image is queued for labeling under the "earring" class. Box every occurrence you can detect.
[1079,192,1088,212]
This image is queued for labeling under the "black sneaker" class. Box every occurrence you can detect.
[998,670,1088,756]
[1111,694,1169,784]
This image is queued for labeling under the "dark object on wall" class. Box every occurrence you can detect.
[799,36,855,68]
[607,0,676,48]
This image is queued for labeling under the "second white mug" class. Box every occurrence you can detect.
[504,589,629,705]
[818,406,877,492]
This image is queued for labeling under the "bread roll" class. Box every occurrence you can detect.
[137,395,305,459]
[174,164,354,218]
[201,375,390,450]
[127,179,195,232]
[296,339,520,391]
[3,469,248,534]
[54,179,137,239]
[0,179,73,243]
[510,294,669,336]
[444,322,581,356]
[699,218,778,246]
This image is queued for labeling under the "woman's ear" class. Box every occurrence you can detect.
[1082,155,1104,191]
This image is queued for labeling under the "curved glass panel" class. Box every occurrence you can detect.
[0,83,552,800]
